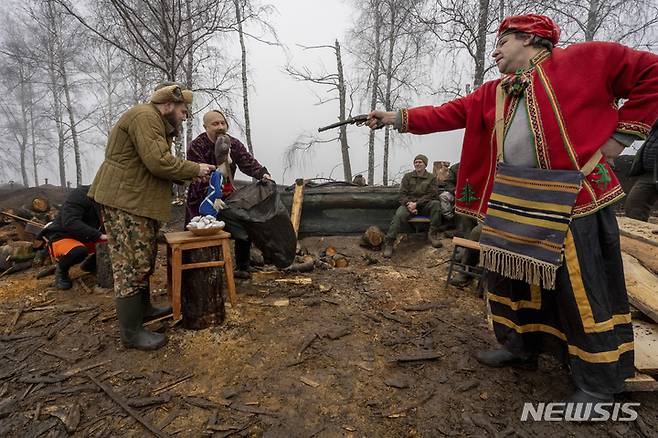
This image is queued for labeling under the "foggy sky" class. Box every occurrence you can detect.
[69,0,465,188]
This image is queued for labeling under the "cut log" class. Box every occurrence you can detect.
[181,246,225,330]
[285,255,315,273]
[623,253,658,323]
[95,242,114,289]
[621,236,658,276]
[31,197,50,213]
[333,255,349,268]
[360,226,384,249]
[633,320,658,374]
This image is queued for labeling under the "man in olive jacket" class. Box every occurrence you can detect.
[89,84,215,350]
[383,154,442,257]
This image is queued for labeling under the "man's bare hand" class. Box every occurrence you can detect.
[600,138,625,159]
[198,163,216,177]
[367,110,396,130]
[261,173,273,182]
[406,201,417,213]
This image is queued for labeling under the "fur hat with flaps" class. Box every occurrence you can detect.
[149,84,193,105]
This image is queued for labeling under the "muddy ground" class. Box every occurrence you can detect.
[0,232,657,437]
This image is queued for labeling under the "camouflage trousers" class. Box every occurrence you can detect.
[102,206,159,298]
[438,191,455,220]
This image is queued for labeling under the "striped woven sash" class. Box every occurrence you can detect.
[480,83,603,290]
[480,163,583,289]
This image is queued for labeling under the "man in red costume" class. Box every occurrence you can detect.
[368,14,658,406]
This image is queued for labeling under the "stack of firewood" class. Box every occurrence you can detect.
[285,245,349,273]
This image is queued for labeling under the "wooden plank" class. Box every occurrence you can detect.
[617,216,658,248]
[621,236,658,276]
[180,261,225,270]
[290,179,305,237]
[178,240,226,251]
[623,253,658,323]
[164,230,230,245]
[633,320,658,374]
[625,372,658,392]
[452,236,481,251]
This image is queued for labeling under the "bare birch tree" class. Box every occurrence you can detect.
[0,20,37,187]
[285,41,355,182]
[379,0,431,185]
[540,0,658,48]
[367,1,383,186]
[235,0,254,155]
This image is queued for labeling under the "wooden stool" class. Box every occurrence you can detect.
[408,216,431,233]
[164,231,237,321]
[446,236,486,291]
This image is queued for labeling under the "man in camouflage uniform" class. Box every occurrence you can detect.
[89,84,216,350]
[437,162,459,228]
[437,161,484,287]
[383,154,442,257]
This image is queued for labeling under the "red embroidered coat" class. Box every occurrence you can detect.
[400,42,658,220]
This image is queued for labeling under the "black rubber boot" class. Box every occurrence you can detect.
[140,288,172,322]
[566,388,613,404]
[382,238,394,258]
[563,389,614,421]
[475,348,537,370]
[54,265,73,290]
[428,228,444,248]
[116,294,167,350]
[234,239,252,279]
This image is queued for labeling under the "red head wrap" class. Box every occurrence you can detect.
[498,14,560,46]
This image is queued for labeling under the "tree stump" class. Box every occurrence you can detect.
[95,242,114,289]
[181,247,225,330]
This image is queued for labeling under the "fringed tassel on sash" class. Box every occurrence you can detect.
[480,244,558,290]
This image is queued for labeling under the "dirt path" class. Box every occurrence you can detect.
[0,235,656,437]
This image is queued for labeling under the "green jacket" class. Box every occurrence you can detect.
[89,104,200,221]
[399,170,439,206]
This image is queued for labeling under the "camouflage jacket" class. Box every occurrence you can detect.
[399,170,439,207]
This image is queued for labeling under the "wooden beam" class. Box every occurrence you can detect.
[633,320,658,374]
[625,372,658,392]
[617,216,658,248]
[290,178,305,236]
[452,236,481,251]
[623,253,658,323]
[621,236,658,276]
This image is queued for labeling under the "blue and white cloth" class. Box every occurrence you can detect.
[199,170,225,216]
